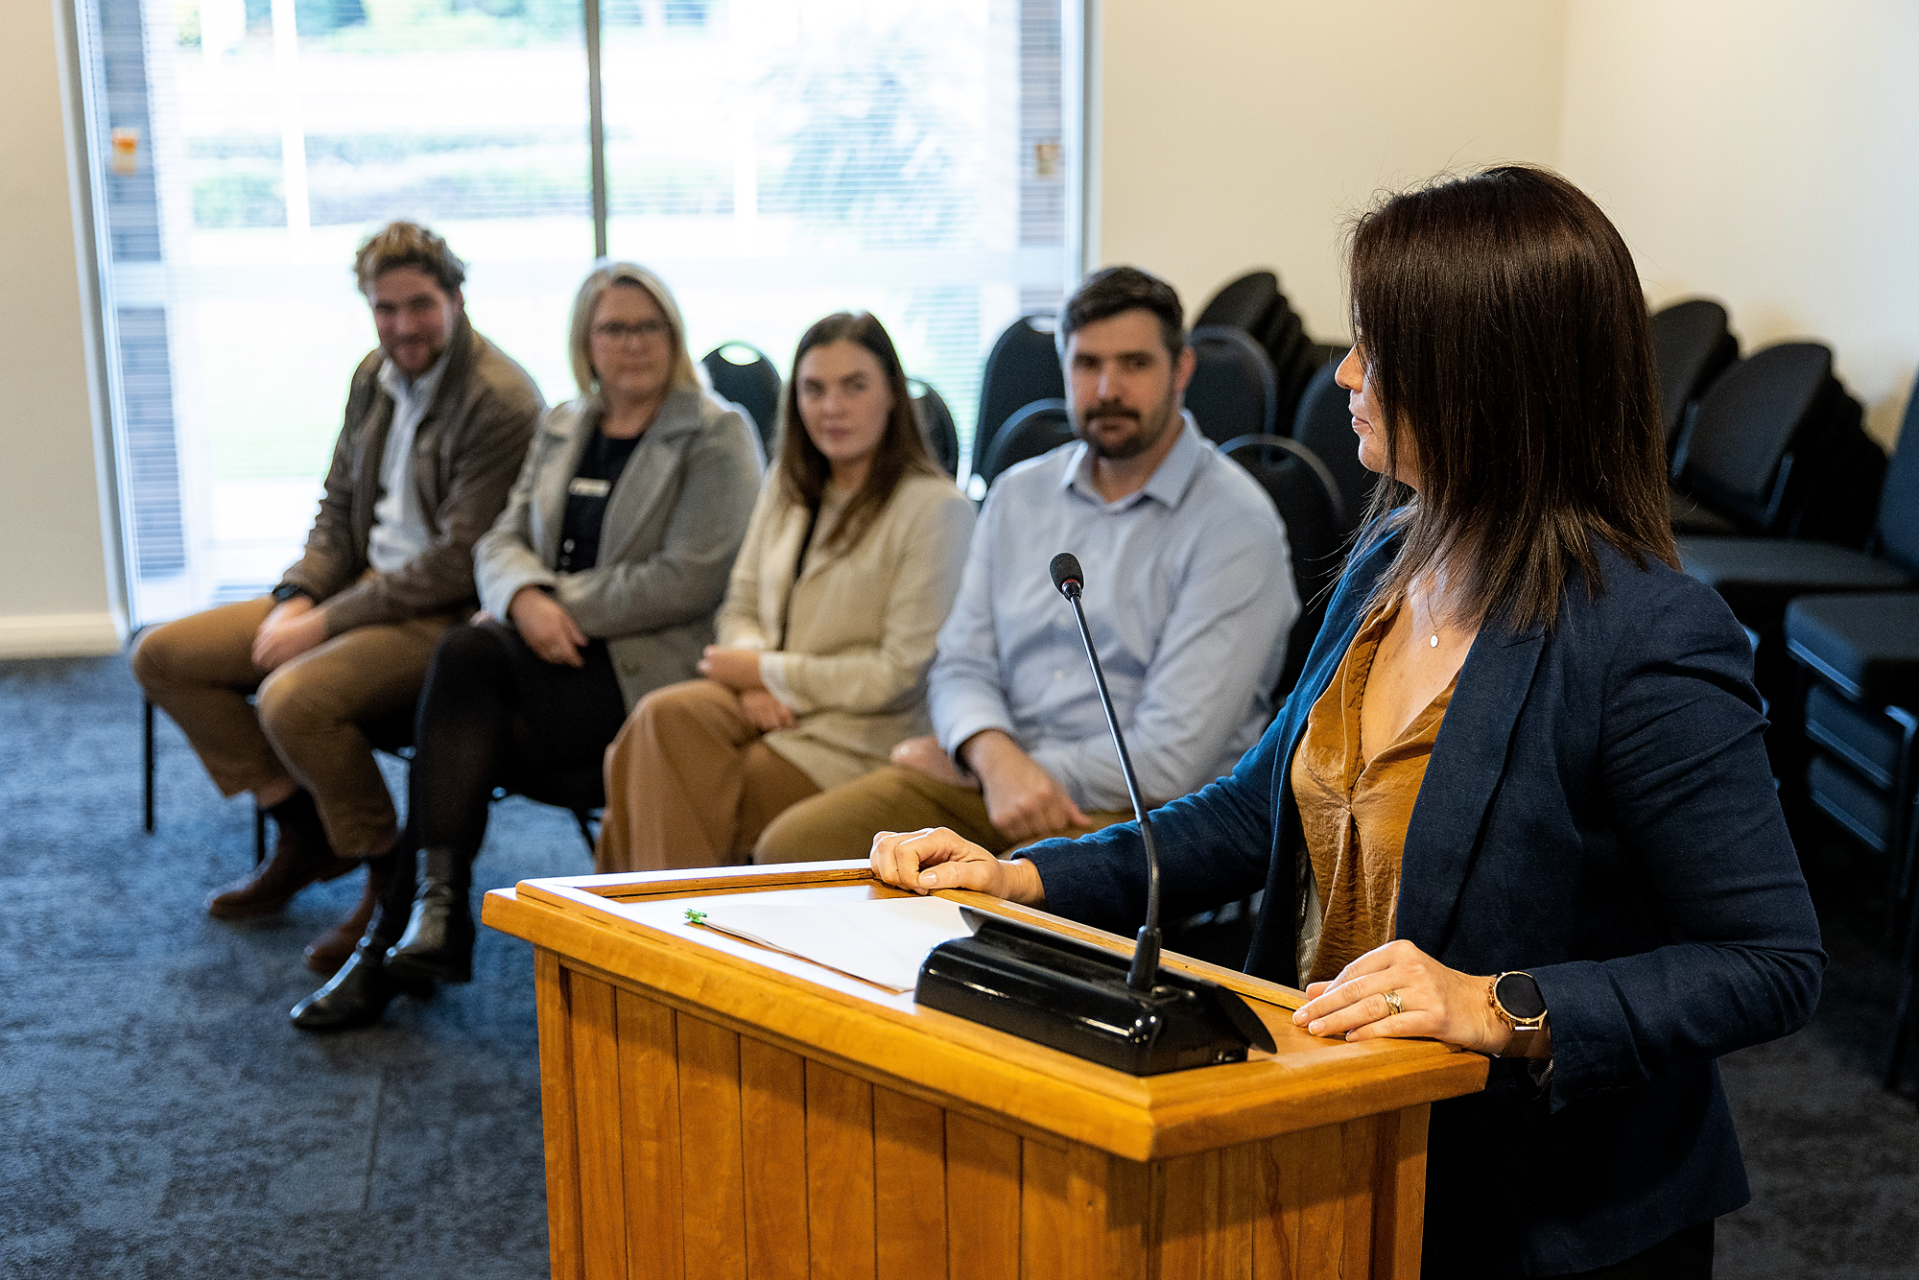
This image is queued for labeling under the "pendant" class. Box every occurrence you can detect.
[1430,633,1439,648]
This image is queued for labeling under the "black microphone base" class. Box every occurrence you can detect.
[915,910,1276,1076]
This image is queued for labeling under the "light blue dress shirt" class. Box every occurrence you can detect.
[930,416,1297,813]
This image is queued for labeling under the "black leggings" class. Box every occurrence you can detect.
[380,620,627,915]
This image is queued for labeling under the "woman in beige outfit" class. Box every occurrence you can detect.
[598,312,975,871]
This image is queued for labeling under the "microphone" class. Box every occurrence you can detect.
[909,552,1274,1075]
[1048,553,1160,992]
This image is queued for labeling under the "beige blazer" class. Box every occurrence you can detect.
[717,468,976,789]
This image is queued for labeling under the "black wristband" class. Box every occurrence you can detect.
[270,583,312,605]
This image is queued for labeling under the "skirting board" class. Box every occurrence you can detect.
[0,612,126,659]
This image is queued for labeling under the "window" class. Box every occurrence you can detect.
[77,0,1074,627]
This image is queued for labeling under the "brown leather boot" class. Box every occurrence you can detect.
[206,790,358,919]
[303,858,392,974]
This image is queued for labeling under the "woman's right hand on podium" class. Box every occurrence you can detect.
[869,828,1046,906]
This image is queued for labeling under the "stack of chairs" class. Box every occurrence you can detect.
[1193,270,1327,429]
[1650,298,1739,467]
[1667,302,1919,1090]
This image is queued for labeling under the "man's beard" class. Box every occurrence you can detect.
[1077,389,1176,460]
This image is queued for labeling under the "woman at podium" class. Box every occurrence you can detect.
[871,166,1824,1277]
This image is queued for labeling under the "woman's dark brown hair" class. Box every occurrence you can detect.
[1349,165,1676,632]
[778,312,939,551]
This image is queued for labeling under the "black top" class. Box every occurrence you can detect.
[556,427,643,573]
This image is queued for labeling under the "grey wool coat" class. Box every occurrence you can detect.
[474,385,763,710]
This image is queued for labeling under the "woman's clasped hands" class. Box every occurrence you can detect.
[698,645,796,730]
[1291,938,1514,1055]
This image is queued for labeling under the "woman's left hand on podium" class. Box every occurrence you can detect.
[1290,939,1511,1055]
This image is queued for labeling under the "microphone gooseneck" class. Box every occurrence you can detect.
[1049,553,1162,993]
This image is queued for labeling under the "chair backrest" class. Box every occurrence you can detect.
[1676,342,1867,538]
[702,343,783,454]
[1218,433,1348,699]
[977,398,1074,489]
[908,378,961,477]
[1875,374,1919,573]
[1289,361,1373,536]
[1195,269,1325,431]
[973,315,1065,479]
[1194,270,1281,335]
[1186,326,1278,445]
[1650,298,1739,465]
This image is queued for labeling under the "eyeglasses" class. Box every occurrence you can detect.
[592,319,670,344]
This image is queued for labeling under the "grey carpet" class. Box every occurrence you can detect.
[1,655,1916,1278]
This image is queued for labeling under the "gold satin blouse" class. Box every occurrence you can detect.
[1291,604,1456,985]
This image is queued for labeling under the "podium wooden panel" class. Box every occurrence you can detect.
[483,863,1487,1280]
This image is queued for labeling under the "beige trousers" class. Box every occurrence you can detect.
[131,596,455,859]
[597,679,823,874]
[753,763,1134,865]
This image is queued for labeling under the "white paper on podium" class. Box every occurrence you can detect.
[691,895,975,992]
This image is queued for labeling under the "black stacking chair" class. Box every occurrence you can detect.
[1785,590,1919,1088]
[702,343,783,455]
[1680,374,1917,637]
[1195,269,1326,430]
[1194,270,1281,335]
[908,378,961,477]
[976,398,1074,489]
[1289,361,1372,537]
[1678,356,1895,782]
[1186,326,1278,445]
[1670,342,1877,542]
[1219,434,1348,699]
[972,315,1064,481]
[1649,298,1738,465]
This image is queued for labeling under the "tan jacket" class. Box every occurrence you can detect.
[475,387,763,710]
[718,468,976,789]
[282,315,544,635]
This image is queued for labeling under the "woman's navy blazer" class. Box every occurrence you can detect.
[1023,533,1825,1277]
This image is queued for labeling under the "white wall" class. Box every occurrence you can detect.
[0,0,120,657]
[1557,0,1919,446]
[1092,0,1567,341]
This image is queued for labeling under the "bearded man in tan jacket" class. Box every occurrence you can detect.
[132,222,543,971]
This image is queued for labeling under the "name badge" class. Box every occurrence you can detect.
[568,477,612,499]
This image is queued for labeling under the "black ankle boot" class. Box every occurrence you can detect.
[383,845,474,984]
[289,905,431,1033]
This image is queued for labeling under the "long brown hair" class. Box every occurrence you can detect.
[778,312,939,552]
[1349,165,1676,632]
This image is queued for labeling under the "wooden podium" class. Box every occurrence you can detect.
[483,863,1487,1280]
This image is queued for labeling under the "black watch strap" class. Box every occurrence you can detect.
[271,583,312,604]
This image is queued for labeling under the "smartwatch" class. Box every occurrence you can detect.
[270,583,311,605]
[1489,971,1549,1056]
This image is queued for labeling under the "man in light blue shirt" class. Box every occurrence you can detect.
[756,266,1295,861]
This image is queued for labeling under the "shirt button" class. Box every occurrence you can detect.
[563,539,575,550]
[1053,670,1063,680]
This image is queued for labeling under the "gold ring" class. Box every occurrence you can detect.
[1383,990,1403,1017]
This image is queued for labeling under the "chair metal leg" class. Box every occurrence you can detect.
[571,809,600,856]
[1887,872,1919,1091]
[143,697,156,833]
